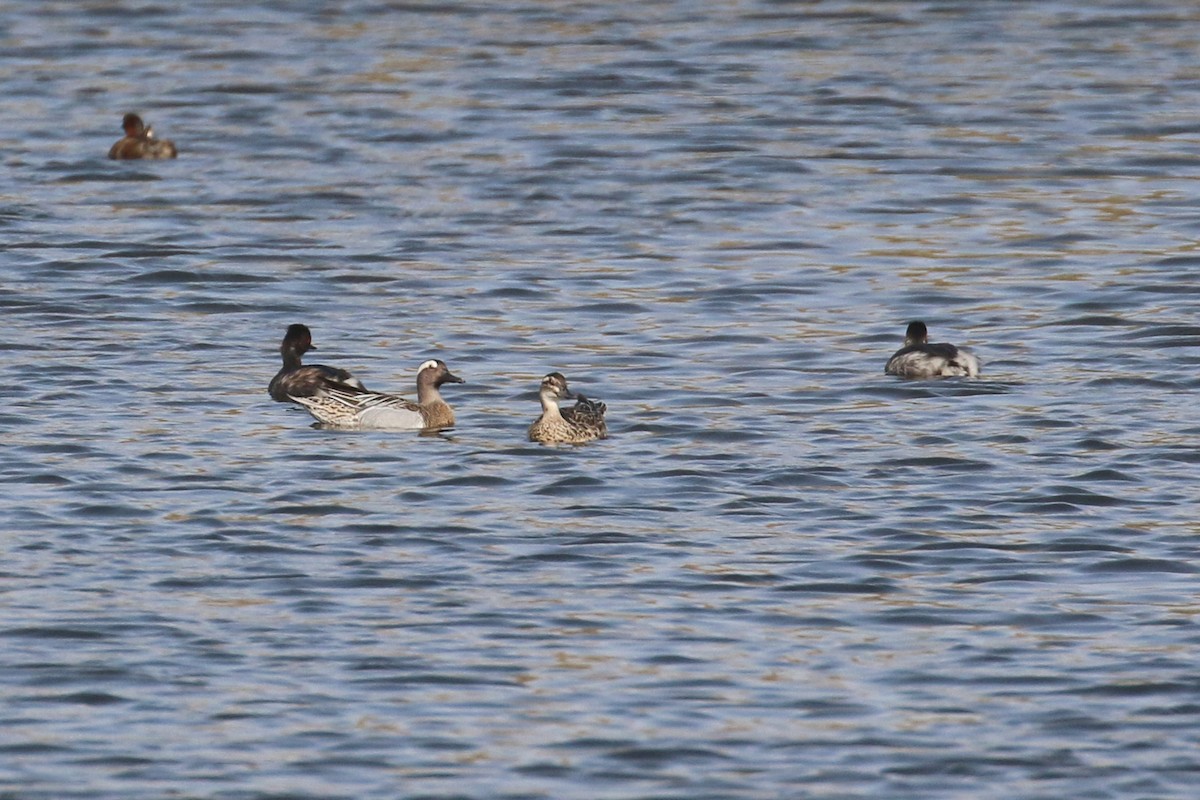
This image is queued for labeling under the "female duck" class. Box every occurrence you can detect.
[109,113,177,159]
[269,323,366,402]
[288,359,464,430]
[885,320,980,378]
[528,372,608,444]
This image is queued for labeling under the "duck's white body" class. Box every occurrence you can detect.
[885,345,980,378]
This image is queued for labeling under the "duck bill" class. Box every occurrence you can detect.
[443,371,465,384]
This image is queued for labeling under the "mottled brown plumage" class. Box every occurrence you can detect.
[528,372,607,444]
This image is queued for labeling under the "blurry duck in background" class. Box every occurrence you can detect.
[885,320,980,379]
[109,113,177,159]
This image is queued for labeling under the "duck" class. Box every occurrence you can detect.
[528,372,608,444]
[108,113,177,159]
[885,320,980,378]
[287,359,464,430]
[268,323,366,402]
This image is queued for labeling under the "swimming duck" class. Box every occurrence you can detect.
[269,323,366,402]
[288,359,464,430]
[885,321,980,378]
[528,372,608,444]
[108,113,177,159]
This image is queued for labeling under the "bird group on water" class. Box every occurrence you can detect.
[268,324,609,444]
[107,113,982,440]
[269,321,979,444]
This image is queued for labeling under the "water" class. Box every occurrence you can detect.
[2,1,1199,797]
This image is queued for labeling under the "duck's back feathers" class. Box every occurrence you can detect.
[563,395,607,428]
[108,136,177,160]
[269,364,364,402]
[885,344,980,378]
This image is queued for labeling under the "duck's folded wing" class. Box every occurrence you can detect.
[569,395,607,422]
[317,382,426,429]
[561,396,607,439]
